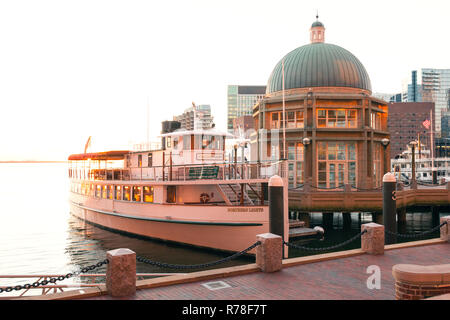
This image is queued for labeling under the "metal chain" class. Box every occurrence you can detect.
[0,259,109,294]
[283,230,367,252]
[385,221,448,238]
[136,241,261,270]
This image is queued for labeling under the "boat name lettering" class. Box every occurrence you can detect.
[227,208,263,213]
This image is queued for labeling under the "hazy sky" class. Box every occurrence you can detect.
[0,0,449,160]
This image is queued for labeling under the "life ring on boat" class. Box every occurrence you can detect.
[200,192,210,204]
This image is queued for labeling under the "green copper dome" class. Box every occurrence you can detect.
[266,42,372,94]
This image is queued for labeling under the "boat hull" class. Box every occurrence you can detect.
[69,193,269,254]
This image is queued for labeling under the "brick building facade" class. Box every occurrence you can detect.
[387,102,434,159]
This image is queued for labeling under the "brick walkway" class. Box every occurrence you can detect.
[84,242,450,300]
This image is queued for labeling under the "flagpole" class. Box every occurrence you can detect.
[430,109,434,170]
[282,58,286,160]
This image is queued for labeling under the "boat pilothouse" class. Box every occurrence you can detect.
[68,127,291,254]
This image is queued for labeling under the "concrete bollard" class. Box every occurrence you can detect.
[256,233,282,273]
[441,216,450,242]
[361,223,385,255]
[106,248,136,297]
[383,172,397,244]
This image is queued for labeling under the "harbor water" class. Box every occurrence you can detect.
[0,163,446,295]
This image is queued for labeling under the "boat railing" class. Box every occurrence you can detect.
[70,160,288,182]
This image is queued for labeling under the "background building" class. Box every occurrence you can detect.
[232,115,255,139]
[173,104,214,130]
[403,69,450,134]
[387,102,434,159]
[227,85,265,132]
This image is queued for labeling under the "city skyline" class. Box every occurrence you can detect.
[0,0,449,160]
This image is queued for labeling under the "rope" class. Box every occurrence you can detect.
[385,221,448,239]
[283,230,367,252]
[136,241,261,270]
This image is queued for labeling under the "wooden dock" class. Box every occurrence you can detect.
[288,184,450,213]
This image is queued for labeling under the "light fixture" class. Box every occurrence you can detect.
[302,137,311,146]
[381,138,390,147]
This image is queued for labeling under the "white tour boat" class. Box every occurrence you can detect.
[68,128,292,254]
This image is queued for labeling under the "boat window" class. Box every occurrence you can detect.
[166,137,172,148]
[123,186,131,201]
[132,186,142,202]
[102,185,107,199]
[108,185,114,199]
[96,185,101,198]
[183,135,191,150]
[148,153,153,167]
[167,186,176,203]
[143,186,154,203]
[115,186,122,200]
[90,184,94,197]
[173,137,178,149]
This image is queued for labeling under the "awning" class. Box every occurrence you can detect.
[68,150,130,161]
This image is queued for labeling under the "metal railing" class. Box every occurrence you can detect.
[69,160,288,182]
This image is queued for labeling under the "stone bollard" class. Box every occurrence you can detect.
[256,233,282,273]
[441,216,450,242]
[106,248,136,297]
[361,223,385,255]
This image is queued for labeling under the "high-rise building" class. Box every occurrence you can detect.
[227,85,265,132]
[173,104,214,131]
[405,69,450,134]
[387,102,435,158]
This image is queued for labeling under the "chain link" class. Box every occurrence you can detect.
[385,221,448,238]
[283,230,367,252]
[0,259,109,294]
[136,241,261,270]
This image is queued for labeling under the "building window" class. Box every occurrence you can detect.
[102,185,107,199]
[371,112,382,130]
[317,142,357,188]
[317,109,357,128]
[270,111,304,129]
[287,142,304,187]
[138,155,142,167]
[143,186,154,203]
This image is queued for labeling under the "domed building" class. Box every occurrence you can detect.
[251,18,390,190]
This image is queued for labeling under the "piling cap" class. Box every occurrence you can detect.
[382,172,397,183]
[269,175,284,187]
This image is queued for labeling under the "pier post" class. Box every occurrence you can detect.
[269,175,284,239]
[343,212,351,230]
[441,216,450,242]
[256,233,282,272]
[106,248,136,297]
[383,172,397,244]
[361,223,385,255]
[322,213,334,229]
